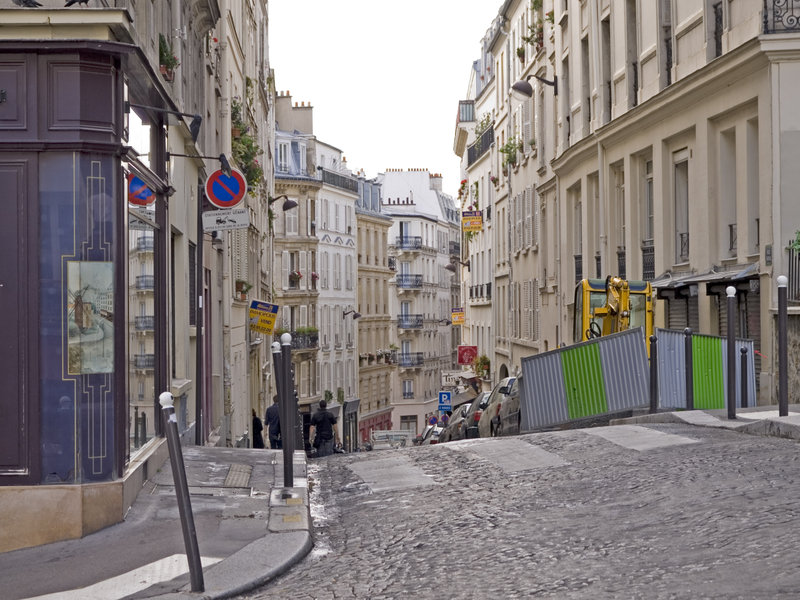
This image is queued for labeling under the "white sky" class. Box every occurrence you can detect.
[268,1,502,199]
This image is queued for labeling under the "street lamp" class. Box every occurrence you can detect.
[511,73,558,98]
[446,257,471,273]
[269,194,298,211]
[168,152,232,177]
[343,309,362,320]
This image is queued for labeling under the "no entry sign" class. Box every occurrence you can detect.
[204,168,247,208]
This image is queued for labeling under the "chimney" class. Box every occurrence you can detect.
[429,172,442,191]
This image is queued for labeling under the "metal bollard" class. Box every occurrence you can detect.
[740,347,748,409]
[684,328,694,411]
[778,275,788,417]
[158,392,204,592]
[726,286,737,420]
[649,335,659,414]
[281,333,294,487]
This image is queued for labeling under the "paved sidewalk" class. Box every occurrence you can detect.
[0,446,312,600]
[615,403,800,440]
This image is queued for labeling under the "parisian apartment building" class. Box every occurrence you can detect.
[454,0,800,403]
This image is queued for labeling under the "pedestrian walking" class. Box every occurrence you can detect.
[309,399,337,458]
[266,395,281,449]
[251,409,265,449]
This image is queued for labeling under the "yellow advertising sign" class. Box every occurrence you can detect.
[451,308,465,325]
[462,210,483,232]
[248,300,279,334]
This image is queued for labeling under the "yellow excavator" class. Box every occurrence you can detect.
[573,276,654,351]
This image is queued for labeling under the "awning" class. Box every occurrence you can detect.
[652,263,759,290]
[452,388,478,407]
[458,370,477,380]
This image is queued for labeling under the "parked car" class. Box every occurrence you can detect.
[495,376,522,436]
[462,391,491,439]
[440,401,472,442]
[420,425,444,445]
[414,424,434,446]
[478,377,517,438]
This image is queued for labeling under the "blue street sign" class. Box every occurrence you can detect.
[128,174,155,206]
[438,391,451,411]
[204,168,247,208]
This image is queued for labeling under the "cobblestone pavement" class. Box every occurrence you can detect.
[241,424,800,599]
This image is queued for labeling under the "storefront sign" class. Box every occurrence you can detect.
[462,210,483,232]
[457,345,478,365]
[248,300,279,334]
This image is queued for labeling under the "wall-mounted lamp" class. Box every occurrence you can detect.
[511,73,558,98]
[126,101,203,142]
[343,309,362,320]
[445,258,471,273]
[438,319,452,325]
[168,152,232,177]
[269,194,298,211]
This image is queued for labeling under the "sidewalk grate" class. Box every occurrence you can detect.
[223,463,253,488]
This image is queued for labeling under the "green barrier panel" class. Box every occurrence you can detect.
[561,343,607,419]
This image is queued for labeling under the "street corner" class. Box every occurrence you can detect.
[268,487,310,532]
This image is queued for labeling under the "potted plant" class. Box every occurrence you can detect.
[158,34,179,82]
[289,270,302,284]
[517,46,525,62]
[473,354,491,379]
[234,279,252,300]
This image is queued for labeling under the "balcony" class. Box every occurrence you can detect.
[395,236,422,251]
[134,315,155,331]
[291,332,319,351]
[789,246,800,303]
[641,242,655,281]
[617,247,626,280]
[574,255,583,284]
[396,274,423,290]
[136,236,154,252]
[397,314,423,329]
[135,275,154,291]
[764,1,800,33]
[398,352,424,368]
[467,127,494,167]
[402,391,415,399]
[678,232,689,262]
[134,354,155,370]
[318,167,359,193]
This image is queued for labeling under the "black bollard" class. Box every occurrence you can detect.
[726,286,737,420]
[684,328,694,411]
[649,335,659,414]
[280,333,294,487]
[740,347,748,409]
[778,276,788,417]
[158,392,204,592]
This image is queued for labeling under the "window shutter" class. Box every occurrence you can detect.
[300,305,307,327]
[523,98,532,153]
[281,251,289,290]
[524,280,531,339]
[525,187,533,248]
[534,279,540,340]
[300,251,307,290]
[533,189,540,248]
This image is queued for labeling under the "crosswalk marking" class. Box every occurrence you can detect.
[23,554,222,600]
[583,424,699,451]
[348,455,436,493]
[446,438,567,472]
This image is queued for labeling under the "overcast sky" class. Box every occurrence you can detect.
[268,1,502,199]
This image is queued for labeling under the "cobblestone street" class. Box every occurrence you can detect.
[242,424,800,599]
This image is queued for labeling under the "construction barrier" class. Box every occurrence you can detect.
[520,328,650,431]
[655,328,756,410]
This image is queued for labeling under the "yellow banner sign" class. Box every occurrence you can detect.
[451,308,465,325]
[248,300,279,334]
[462,210,483,232]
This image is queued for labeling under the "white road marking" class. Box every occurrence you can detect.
[23,554,222,600]
[447,438,567,472]
[584,424,699,451]
[348,455,436,492]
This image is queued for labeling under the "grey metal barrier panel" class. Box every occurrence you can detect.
[520,328,649,431]
[656,328,756,409]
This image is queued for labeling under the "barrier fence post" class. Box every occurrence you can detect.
[778,275,788,417]
[740,347,748,409]
[684,328,694,411]
[158,392,204,592]
[649,335,659,414]
[726,286,737,420]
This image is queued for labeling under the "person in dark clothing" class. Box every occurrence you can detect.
[265,395,281,449]
[251,409,265,449]
[309,399,337,458]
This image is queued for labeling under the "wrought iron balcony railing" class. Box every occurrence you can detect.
[574,254,583,283]
[134,354,155,369]
[641,242,655,281]
[397,314,423,329]
[395,236,422,251]
[396,274,423,289]
[398,352,424,367]
[678,232,690,262]
[789,246,800,303]
[318,167,359,193]
[136,236,154,251]
[134,315,155,331]
[764,0,800,33]
[467,127,494,167]
[291,333,319,350]
[135,275,154,290]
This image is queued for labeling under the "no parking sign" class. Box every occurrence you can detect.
[204,168,248,208]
